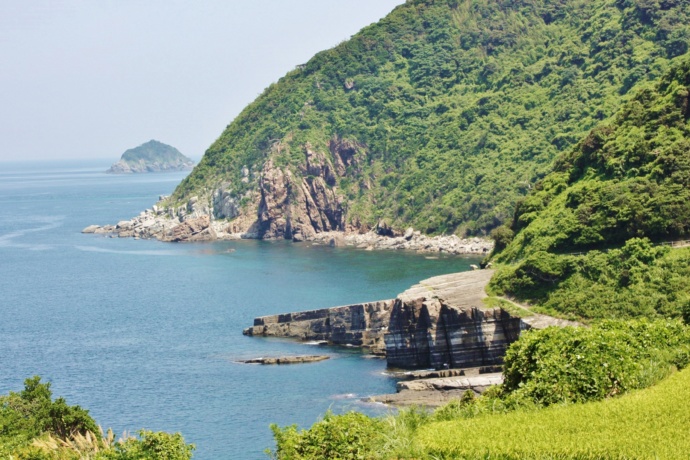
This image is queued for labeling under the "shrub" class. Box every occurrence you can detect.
[502,319,690,405]
[269,411,383,460]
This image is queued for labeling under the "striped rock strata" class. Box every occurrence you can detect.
[243,300,394,354]
[244,269,578,370]
[384,270,524,369]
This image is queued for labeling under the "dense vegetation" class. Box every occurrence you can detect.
[0,377,194,459]
[488,56,690,322]
[172,0,690,235]
[495,56,690,260]
[265,4,690,457]
[270,319,690,459]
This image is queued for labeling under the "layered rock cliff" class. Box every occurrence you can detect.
[243,300,394,354]
[383,270,525,369]
[242,269,578,369]
[385,298,523,369]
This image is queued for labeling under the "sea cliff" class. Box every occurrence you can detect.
[242,270,577,371]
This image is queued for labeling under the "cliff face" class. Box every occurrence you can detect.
[384,298,524,369]
[241,269,580,369]
[243,300,394,354]
[382,269,524,369]
[256,144,350,240]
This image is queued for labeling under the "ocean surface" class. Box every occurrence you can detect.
[0,160,480,459]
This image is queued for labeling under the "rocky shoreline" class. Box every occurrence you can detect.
[368,369,504,407]
[82,199,493,255]
[242,270,581,407]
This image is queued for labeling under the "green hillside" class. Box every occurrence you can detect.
[171,0,690,236]
[495,57,690,261]
[489,56,690,321]
[258,3,690,456]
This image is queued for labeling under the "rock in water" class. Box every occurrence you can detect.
[106,140,194,174]
[238,356,330,365]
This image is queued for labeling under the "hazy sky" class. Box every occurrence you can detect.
[0,1,403,162]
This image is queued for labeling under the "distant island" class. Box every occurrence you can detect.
[106,140,194,174]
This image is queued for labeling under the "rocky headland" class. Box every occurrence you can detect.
[82,194,493,254]
[87,140,494,254]
[106,140,194,174]
[242,269,579,406]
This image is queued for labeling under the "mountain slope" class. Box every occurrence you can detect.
[168,0,690,240]
[489,56,690,321]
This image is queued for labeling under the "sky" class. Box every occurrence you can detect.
[0,1,404,162]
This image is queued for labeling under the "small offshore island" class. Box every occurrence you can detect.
[106,140,194,174]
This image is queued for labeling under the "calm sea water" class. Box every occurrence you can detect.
[0,160,479,459]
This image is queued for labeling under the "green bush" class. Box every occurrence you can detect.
[0,377,194,460]
[102,430,194,460]
[0,376,99,455]
[269,411,383,460]
[502,319,690,405]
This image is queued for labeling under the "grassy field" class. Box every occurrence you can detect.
[417,367,690,459]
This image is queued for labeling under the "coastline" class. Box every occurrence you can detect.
[241,269,581,408]
[82,206,494,256]
[82,206,499,408]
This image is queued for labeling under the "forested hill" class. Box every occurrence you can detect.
[107,140,194,174]
[170,0,690,239]
[487,56,690,321]
[494,56,690,262]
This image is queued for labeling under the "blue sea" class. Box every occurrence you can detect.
[0,160,479,459]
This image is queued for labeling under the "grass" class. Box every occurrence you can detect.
[416,367,690,459]
[482,296,534,318]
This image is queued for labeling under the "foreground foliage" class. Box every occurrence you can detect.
[0,377,194,460]
[502,319,690,404]
[271,320,690,459]
[268,411,383,460]
[173,0,690,236]
[418,365,690,459]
